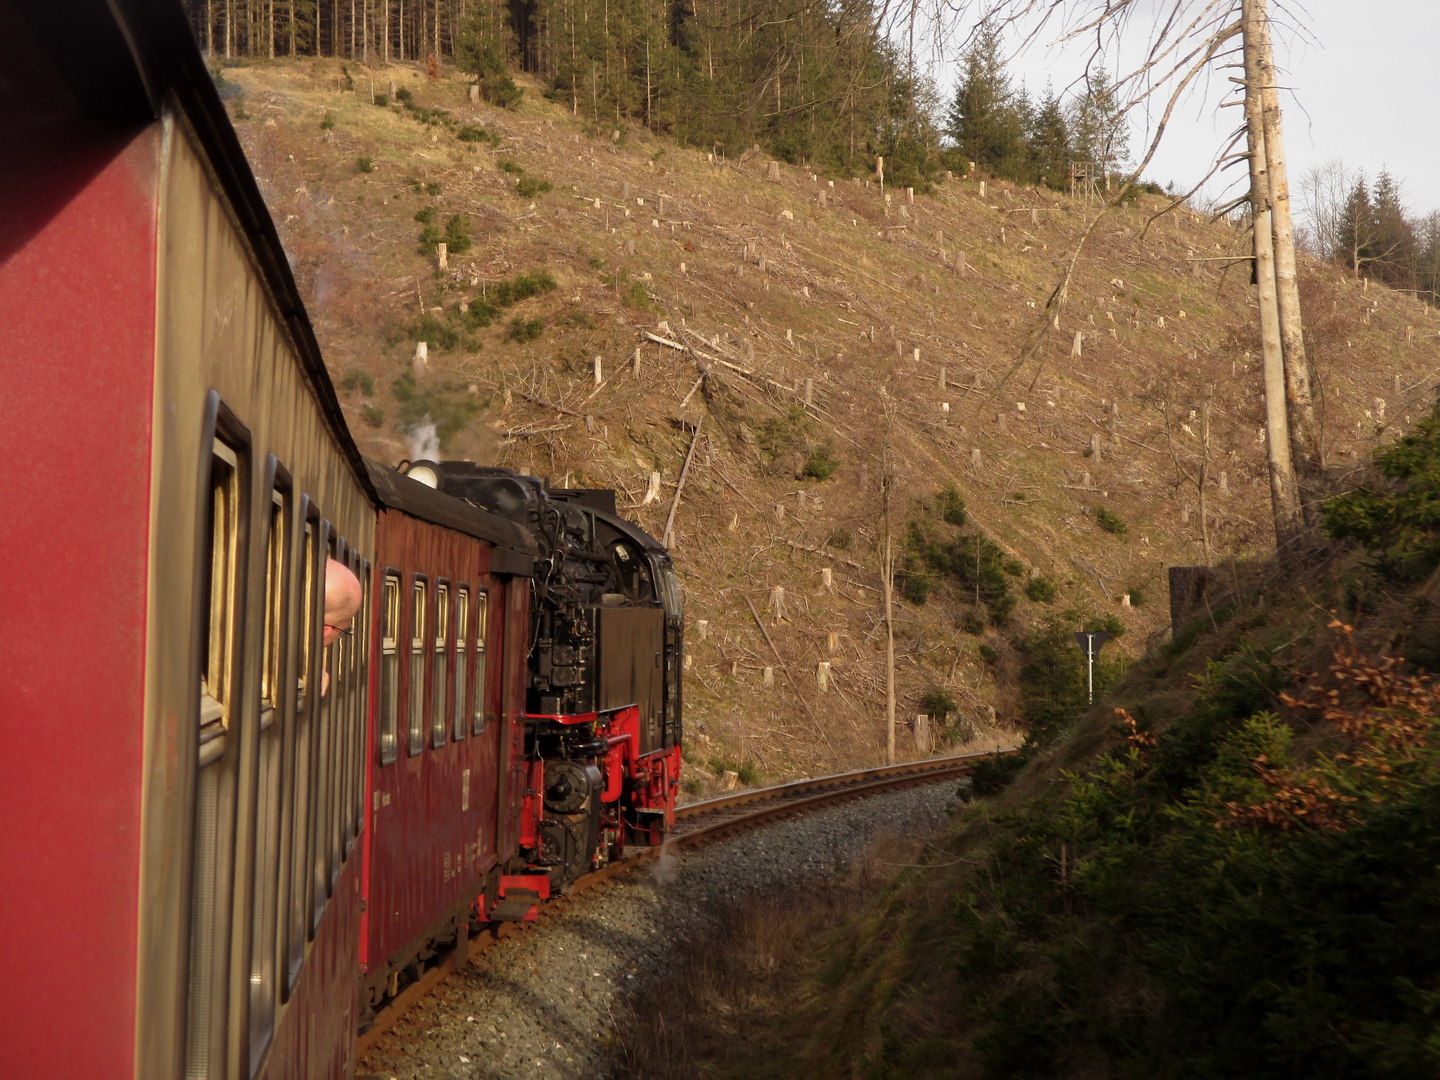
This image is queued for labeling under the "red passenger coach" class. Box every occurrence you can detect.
[358,464,538,1019]
[1,3,376,1078]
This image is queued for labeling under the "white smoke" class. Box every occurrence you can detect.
[405,415,440,462]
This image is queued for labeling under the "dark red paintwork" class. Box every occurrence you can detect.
[0,12,158,1075]
[359,508,531,979]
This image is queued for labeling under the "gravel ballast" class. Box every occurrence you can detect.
[358,781,957,1080]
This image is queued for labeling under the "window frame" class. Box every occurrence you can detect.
[432,580,450,750]
[471,588,490,736]
[453,586,469,742]
[407,575,428,757]
[377,571,401,765]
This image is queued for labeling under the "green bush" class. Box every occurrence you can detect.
[373,92,389,106]
[936,483,967,526]
[1002,556,1025,577]
[920,689,957,721]
[1025,574,1057,603]
[1324,403,1440,579]
[968,751,1026,797]
[395,86,413,104]
[1127,585,1146,606]
[506,316,545,342]
[827,527,853,550]
[978,643,999,665]
[415,206,435,224]
[456,124,498,144]
[320,110,335,130]
[455,38,521,108]
[488,270,557,307]
[444,213,472,254]
[623,279,651,309]
[756,406,810,464]
[959,608,986,635]
[496,158,524,175]
[361,404,386,428]
[356,156,374,173]
[801,443,840,481]
[1094,505,1128,536]
[515,175,554,198]
[339,370,375,396]
[901,569,931,606]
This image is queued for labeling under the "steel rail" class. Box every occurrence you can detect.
[354,748,1014,1060]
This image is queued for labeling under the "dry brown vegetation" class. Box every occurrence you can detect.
[224,56,1440,782]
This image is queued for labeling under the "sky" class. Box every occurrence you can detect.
[922,1,1440,219]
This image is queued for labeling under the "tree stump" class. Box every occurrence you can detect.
[642,471,661,505]
[914,714,932,755]
[818,189,827,208]
[955,251,967,275]
[817,662,831,692]
[804,378,814,406]
[1090,434,1102,460]
[632,346,641,376]
[762,667,774,688]
[997,413,1008,434]
[412,341,428,376]
[623,238,635,255]
[939,366,946,391]
[767,160,781,182]
[436,242,447,270]
[1071,331,1082,358]
[593,355,603,384]
[970,448,982,468]
[468,84,479,103]
[1219,470,1229,495]
[696,619,709,640]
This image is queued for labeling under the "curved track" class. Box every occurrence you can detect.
[355,748,1014,1057]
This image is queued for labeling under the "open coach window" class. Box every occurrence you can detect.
[187,418,247,1080]
[471,589,489,735]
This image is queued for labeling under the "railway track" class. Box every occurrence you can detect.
[355,748,1013,1058]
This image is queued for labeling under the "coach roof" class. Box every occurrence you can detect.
[364,460,539,575]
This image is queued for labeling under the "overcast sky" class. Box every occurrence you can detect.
[928,1,1440,219]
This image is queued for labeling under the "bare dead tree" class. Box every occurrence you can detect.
[895,0,1317,549]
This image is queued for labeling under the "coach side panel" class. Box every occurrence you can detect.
[138,110,374,1080]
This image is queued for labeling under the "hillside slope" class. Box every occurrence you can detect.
[221,57,1440,781]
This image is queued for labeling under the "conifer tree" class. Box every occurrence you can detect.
[947,22,1025,173]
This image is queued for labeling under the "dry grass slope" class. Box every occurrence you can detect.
[223,56,1440,781]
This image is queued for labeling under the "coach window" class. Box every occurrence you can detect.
[314,535,339,914]
[249,477,288,1069]
[408,577,427,756]
[352,560,372,838]
[453,587,469,741]
[471,589,489,735]
[378,573,400,763]
[187,430,246,1080]
[288,511,322,982]
[432,582,450,749]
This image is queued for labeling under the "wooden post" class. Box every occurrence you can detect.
[592,355,603,384]
[938,366,946,391]
[632,346,641,376]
